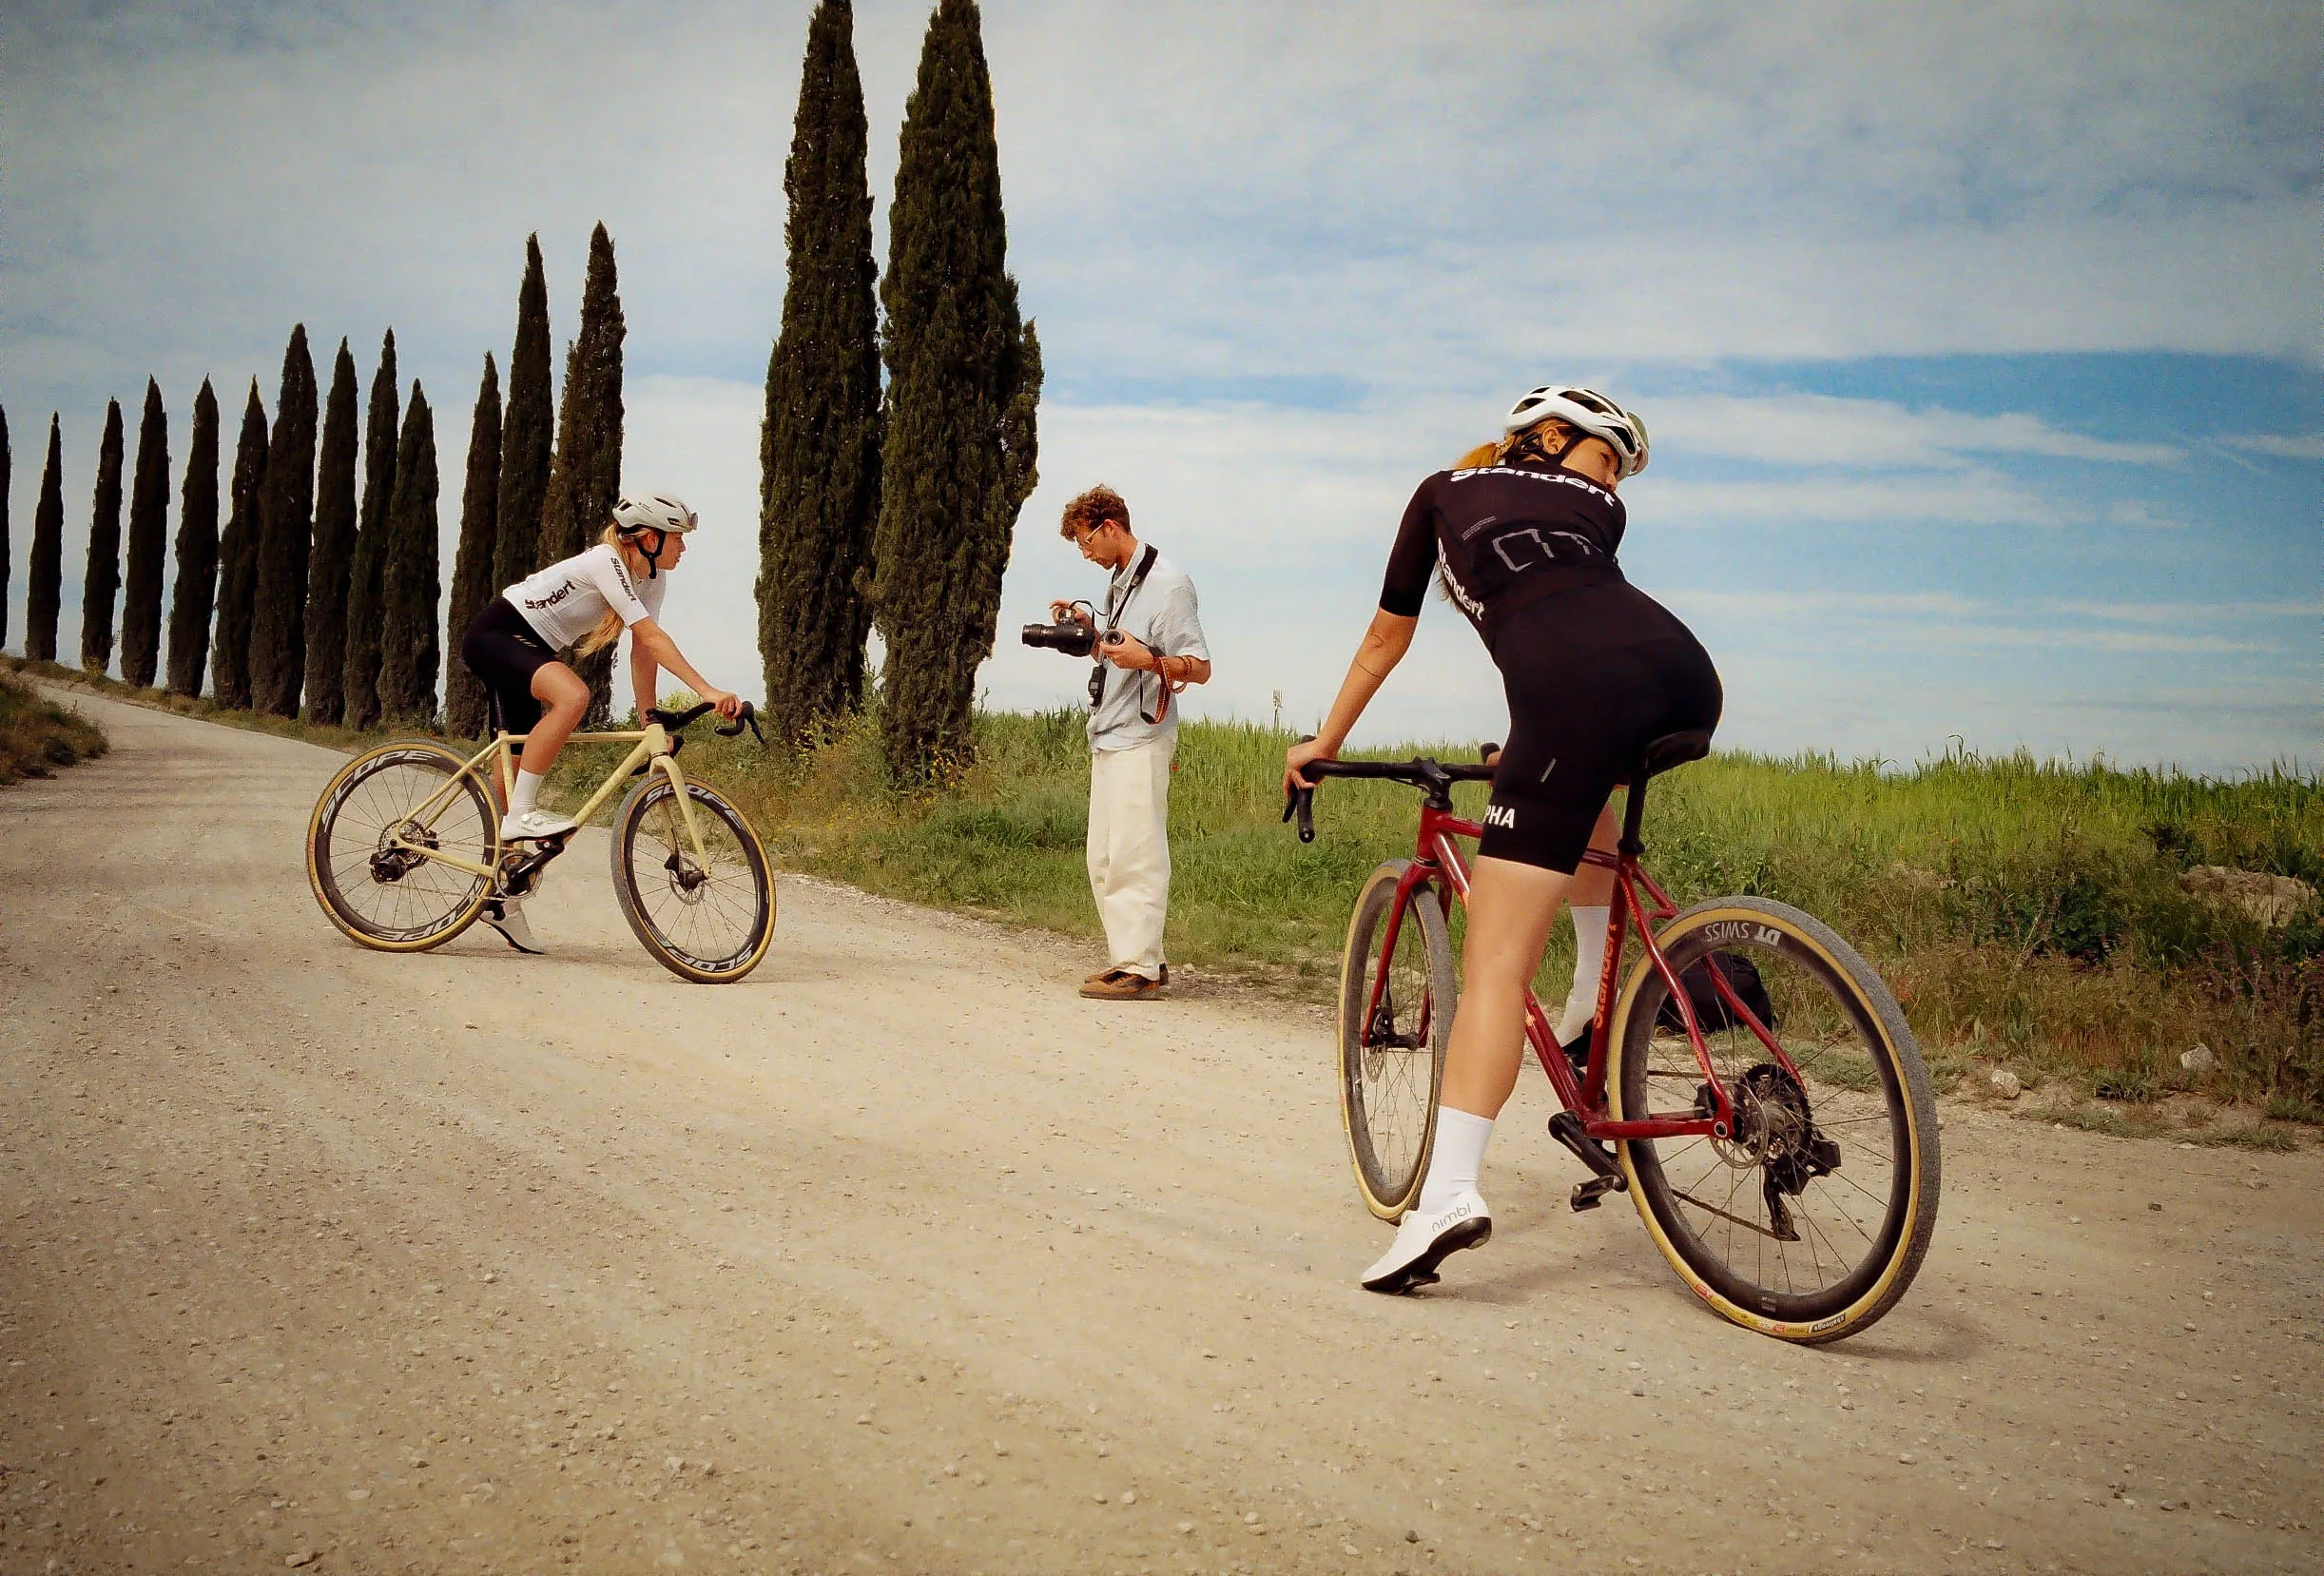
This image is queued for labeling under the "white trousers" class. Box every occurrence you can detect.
[1087,734,1174,979]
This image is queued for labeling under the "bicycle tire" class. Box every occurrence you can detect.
[1339,859,1458,1220]
[610,773,776,983]
[306,740,499,951]
[1610,896,1940,1343]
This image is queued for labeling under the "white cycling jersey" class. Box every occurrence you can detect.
[503,544,667,650]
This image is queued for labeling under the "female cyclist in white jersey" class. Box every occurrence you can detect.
[458,493,742,951]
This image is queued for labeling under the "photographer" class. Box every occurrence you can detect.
[1034,485,1210,1001]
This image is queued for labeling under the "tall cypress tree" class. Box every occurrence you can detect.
[341,330,400,729]
[378,385,440,727]
[759,0,882,746]
[26,417,65,663]
[539,223,626,720]
[493,238,554,591]
[444,355,503,738]
[119,379,171,687]
[871,0,1042,782]
[302,340,360,722]
[80,399,126,676]
[0,406,10,654]
[210,382,269,710]
[250,325,318,716]
[165,380,222,698]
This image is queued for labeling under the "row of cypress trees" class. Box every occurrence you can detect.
[7,223,621,735]
[10,0,1036,783]
[759,0,1040,782]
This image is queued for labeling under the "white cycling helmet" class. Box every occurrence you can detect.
[1502,385,1650,477]
[612,493,698,536]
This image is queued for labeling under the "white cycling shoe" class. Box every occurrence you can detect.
[500,807,576,841]
[1361,1190,1493,1294]
[481,896,543,955]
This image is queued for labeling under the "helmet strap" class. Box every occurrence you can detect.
[629,528,668,579]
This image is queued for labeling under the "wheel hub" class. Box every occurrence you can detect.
[369,821,437,884]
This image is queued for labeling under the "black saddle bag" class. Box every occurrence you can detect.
[1655,949,1777,1036]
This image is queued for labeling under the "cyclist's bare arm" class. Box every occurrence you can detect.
[1285,609,1416,791]
[629,618,739,719]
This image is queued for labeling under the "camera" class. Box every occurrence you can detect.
[1021,600,1114,659]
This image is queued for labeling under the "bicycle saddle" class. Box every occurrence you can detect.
[1636,730,1712,780]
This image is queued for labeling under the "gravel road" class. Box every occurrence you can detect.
[3,689,2317,1575]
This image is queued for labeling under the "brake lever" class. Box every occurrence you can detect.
[1283,731,1318,844]
[714,701,766,745]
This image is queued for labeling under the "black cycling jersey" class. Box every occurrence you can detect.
[1379,459,1626,633]
[1372,454,1720,874]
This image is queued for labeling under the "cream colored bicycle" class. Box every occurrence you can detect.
[304,701,775,983]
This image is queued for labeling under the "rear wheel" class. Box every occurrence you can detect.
[1611,897,1939,1343]
[610,773,775,983]
[306,741,498,951]
[1338,860,1458,1220]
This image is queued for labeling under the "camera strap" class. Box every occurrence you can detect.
[1089,544,1161,714]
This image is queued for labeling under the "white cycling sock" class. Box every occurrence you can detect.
[508,768,548,819]
[1557,905,1610,1044]
[1416,1107,1494,1215]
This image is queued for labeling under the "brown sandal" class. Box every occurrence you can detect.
[1079,969,1164,1001]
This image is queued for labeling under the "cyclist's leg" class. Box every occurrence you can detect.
[517,661,589,778]
[1440,855,1572,1119]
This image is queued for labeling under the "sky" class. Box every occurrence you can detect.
[4,0,2317,772]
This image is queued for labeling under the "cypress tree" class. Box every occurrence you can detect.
[492,237,554,591]
[302,340,360,722]
[341,330,400,729]
[871,0,1042,782]
[539,223,626,720]
[758,0,882,746]
[210,382,269,710]
[165,380,222,698]
[444,355,503,739]
[80,399,126,676]
[0,406,10,653]
[26,417,65,663]
[119,379,171,688]
[250,325,318,716]
[378,385,440,727]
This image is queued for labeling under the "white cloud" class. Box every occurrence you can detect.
[1644,394,2179,469]
[1635,470,2067,528]
[2223,433,2324,459]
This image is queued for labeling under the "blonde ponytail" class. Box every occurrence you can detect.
[575,525,631,656]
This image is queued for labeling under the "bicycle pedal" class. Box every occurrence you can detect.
[1570,1175,1624,1213]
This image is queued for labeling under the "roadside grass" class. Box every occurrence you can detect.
[15,655,2318,1135]
[0,668,108,784]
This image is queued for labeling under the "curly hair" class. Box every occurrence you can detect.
[1059,484,1131,539]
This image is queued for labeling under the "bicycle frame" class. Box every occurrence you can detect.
[380,723,707,880]
[1369,798,1802,1145]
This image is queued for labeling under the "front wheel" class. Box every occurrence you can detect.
[1611,897,1940,1344]
[610,772,775,983]
[1338,859,1458,1220]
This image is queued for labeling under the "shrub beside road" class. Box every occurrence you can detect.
[0,670,106,784]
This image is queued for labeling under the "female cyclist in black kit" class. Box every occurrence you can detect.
[1284,385,1721,1293]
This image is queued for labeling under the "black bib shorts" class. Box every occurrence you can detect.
[1480,578,1722,872]
[459,597,558,737]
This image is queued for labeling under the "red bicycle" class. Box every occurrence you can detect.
[1287,730,1940,1343]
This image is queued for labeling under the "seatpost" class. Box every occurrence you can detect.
[1617,779,1650,857]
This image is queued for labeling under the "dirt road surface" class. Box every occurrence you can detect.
[3,689,2317,1575]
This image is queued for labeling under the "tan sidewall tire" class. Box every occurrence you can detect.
[305,740,498,952]
[1338,859,1457,1221]
[1609,896,1941,1344]
[609,775,776,984]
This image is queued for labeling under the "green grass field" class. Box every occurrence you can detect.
[665,705,2322,1122]
[14,655,2316,1126]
